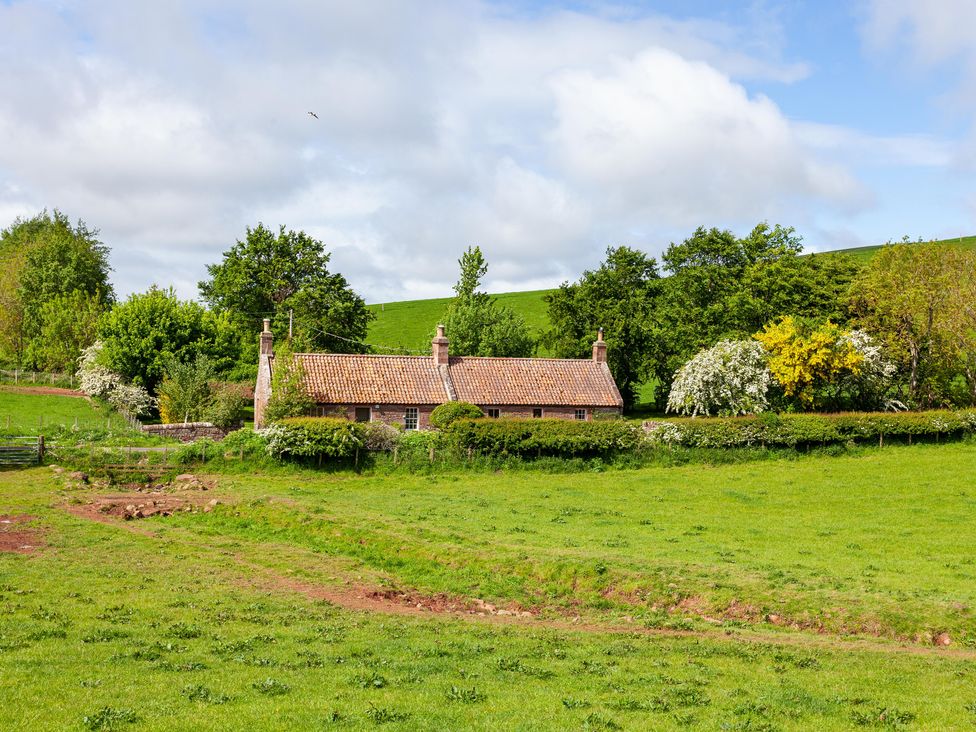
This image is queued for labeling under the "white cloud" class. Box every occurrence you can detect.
[0,1,874,303]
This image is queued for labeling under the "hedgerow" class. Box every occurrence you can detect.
[429,402,484,429]
[643,410,976,449]
[446,418,641,457]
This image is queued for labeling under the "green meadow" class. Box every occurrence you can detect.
[0,387,113,434]
[3,442,976,729]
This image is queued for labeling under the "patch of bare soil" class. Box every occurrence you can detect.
[243,569,976,660]
[63,473,221,524]
[0,514,44,554]
[0,385,86,397]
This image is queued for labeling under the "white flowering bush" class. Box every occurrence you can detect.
[838,330,903,410]
[77,341,154,418]
[667,340,772,417]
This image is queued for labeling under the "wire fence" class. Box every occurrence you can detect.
[0,369,78,388]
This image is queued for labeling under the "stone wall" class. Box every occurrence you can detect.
[141,422,236,443]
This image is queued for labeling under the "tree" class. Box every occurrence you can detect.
[156,355,245,427]
[98,286,238,392]
[441,246,534,358]
[542,246,660,408]
[658,223,860,380]
[666,340,772,417]
[199,223,373,361]
[28,291,105,372]
[754,316,863,409]
[0,211,114,367]
[849,242,966,408]
[263,343,313,422]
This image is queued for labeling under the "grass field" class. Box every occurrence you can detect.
[366,289,552,354]
[0,387,115,434]
[3,443,976,729]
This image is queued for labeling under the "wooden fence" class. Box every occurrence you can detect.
[0,369,76,387]
[0,436,44,466]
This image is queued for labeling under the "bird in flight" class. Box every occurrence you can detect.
[308,111,319,119]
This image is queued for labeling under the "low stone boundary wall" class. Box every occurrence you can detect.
[141,422,235,443]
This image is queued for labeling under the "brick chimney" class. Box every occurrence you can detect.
[260,318,273,356]
[592,328,607,363]
[432,324,449,366]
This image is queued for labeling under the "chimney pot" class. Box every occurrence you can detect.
[260,319,274,356]
[432,324,449,365]
[592,328,607,363]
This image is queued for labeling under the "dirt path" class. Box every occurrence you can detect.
[0,385,86,397]
[241,563,976,661]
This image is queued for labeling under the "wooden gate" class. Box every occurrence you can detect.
[0,437,44,466]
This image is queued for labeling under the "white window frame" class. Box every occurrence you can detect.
[486,408,500,418]
[575,409,587,421]
[404,407,419,431]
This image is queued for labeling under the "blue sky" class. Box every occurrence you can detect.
[0,0,974,302]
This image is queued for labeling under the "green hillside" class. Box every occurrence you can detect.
[366,236,976,352]
[366,289,552,353]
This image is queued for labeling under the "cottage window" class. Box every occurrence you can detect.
[404,407,419,430]
[575,409,587,421]
[532,408,543,418]
[355,407,371,423]
[486,408,500,418]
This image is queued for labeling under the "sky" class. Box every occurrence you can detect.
[1,0,975,303]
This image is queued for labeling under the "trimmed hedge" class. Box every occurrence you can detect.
[430,401,484,429]
[643,410,976,449]
[446,417,641,457]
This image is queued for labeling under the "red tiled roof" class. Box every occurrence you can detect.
[448,357,622,407]
[294,353,623,408]
[297,354,449,405]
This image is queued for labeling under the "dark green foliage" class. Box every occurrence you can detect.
[543,246,660,408]
[441,246,534,357]
[647,410,976,448]
[447,418,641,456]
[81,706,138,730]
[0,210,114,368]
[199,223,372,367]
[429,401,484,429]
[98,287,239,392]
[657,223,862,389]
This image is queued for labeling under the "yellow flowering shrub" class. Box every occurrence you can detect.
[754,316,863,406]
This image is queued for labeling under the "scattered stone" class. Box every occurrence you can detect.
[67,471,88,483]
[174,474,196,483]
[934,632,951,647]
[496,609,513,616]
[766,613,781,624]
[49,465,64,474]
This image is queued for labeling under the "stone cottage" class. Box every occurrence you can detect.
[253,321,623,429]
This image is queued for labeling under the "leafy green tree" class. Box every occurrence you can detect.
[658,222,861,381]
[199,223,373,361]
[542,246,660,408]
[264,343,313,422]
[441,246,534,357]
[98,286,239,392]
[157,355,216,423]
[850,242,971,408]
[0,210,114,367]
[29,290,105,372]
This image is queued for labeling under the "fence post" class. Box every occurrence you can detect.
[37,435,44,464]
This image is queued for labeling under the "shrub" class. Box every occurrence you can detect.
[265,417,365,459]
[429,401,484,429]
[667,340,771,417]
[447,418,641,457]
[220,427,268,457]
[76,341,154,419]
[361,421,401,451]
[205,383,247,428]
